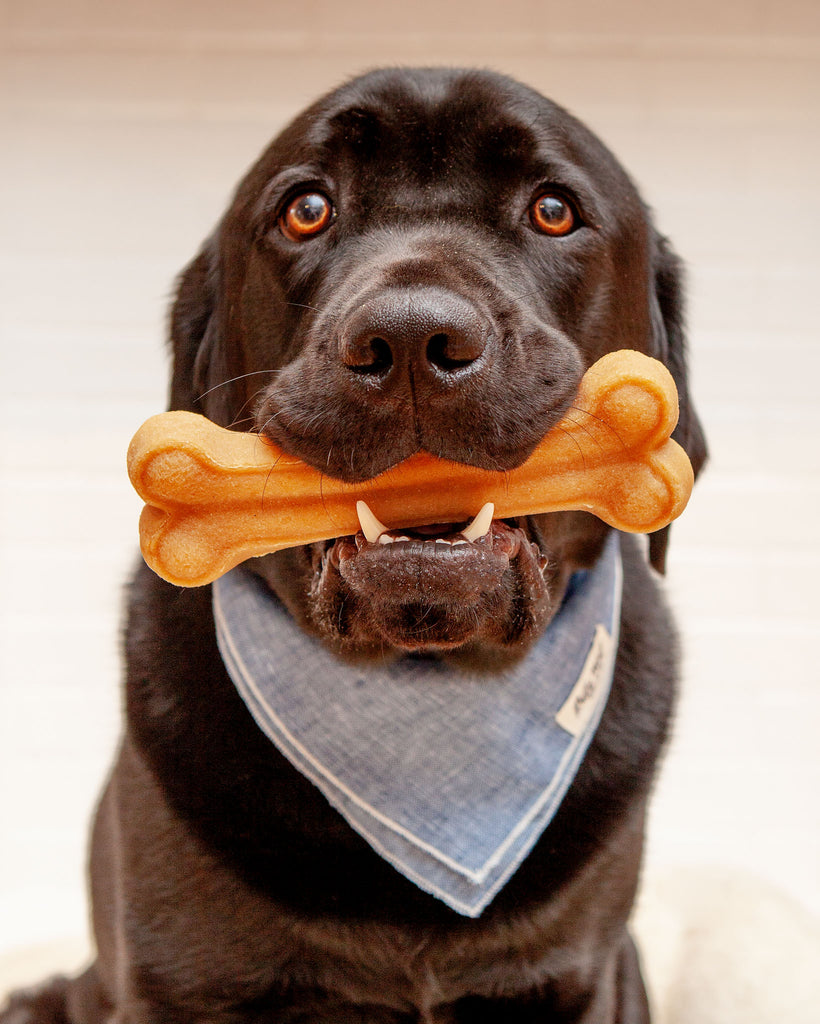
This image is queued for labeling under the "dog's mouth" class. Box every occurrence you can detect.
[333,501,545,599]
[307,501,553,657]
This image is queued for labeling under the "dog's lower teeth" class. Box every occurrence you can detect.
[376,534,474,548]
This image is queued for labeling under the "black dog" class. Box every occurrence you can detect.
[3,67,706,1023]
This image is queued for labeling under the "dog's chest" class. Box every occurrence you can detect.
[290,917,560,1014]
[285,834,635,1017]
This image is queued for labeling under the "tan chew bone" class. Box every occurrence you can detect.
[128,350,694,587]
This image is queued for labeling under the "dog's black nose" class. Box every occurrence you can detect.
[339,287,490,379]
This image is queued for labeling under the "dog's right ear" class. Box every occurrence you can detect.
[647,233,708,573]
[168,237,221,413]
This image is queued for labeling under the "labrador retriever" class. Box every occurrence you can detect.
[2,67,706,1024]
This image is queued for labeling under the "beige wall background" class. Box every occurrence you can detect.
[2,1,819,1018]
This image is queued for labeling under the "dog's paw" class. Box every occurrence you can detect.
[0,977,70,1024]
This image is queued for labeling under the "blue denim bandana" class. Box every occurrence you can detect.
[213,532,622,917]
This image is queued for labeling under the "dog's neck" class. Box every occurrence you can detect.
[213,533,622,917]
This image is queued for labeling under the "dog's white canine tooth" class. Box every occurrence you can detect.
[462,502,495,542]
[356,500,389,544]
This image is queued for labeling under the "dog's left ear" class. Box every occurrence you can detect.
[168,236,219,413]
[647,233,708,573]
[167,234,239,426]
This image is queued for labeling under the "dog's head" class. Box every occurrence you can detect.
[168,68,706,665]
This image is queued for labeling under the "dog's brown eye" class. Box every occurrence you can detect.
[280,192,334,241]
[529,193,575,236]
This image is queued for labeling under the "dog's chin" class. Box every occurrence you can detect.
[258,517,560,668]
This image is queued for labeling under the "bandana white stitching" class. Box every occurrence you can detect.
[213,532,622,917]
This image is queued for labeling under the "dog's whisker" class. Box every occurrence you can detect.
[554,423,587,472]
[559,412,606,454]
[255,411,281,438]
[196,369,278,403]
[287,301,323,314]
[566,404,628,450]
[226,414,257,431]
[228,385,272,432]
[507,285,543,303]
[336,593,347,635]
[319,464,334,533]
[261,453,285,510]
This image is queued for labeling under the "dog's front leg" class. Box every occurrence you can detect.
[63,740,298,1024]
[449,932,650,1024]
[612,933,652,1024]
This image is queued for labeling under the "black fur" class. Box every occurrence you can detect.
[2,68,705,1023]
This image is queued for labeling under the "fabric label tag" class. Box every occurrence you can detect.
[555,624,614,737]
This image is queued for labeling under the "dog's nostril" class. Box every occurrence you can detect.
[426,331,484,372]
[343,335,394,375]
[340,289,490,382]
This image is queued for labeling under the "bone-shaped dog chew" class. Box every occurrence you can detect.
[128,350,694,587]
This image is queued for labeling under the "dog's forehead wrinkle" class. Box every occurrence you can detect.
[310,84,570,189]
